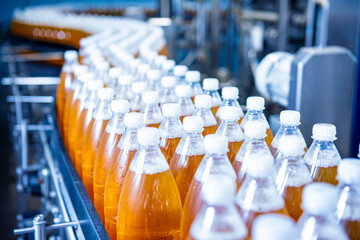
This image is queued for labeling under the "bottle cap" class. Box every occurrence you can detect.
[154,55,167,67]
[278,135,305,156]
[137,127,160,145]
[137,63,150,75]
[175,85,192,98]
[129,58,141,70]
[87,80,103,91]
[98,61,110,70]
[97,88,114,100]
[74,65,88,76]
[337,158,360,184]
[185,71,201,82]
[173,65,188,77]
[162,59,175,71]
[161,76,177,88]
[204,134,228,154]
[312,123,337,141]
[246,96,265,110]
[203,78,219,90]
[247,153,274,177]
[244,121,267,139]
[131,81,147,94]
[194,94,212,109]
[146,69,161,81]
[280,110,301,126]
[124,112,144,128]
[108,67,122,79]
[79,72,94,82]
[222,87,239,99]
[253,214,295,240]
[183,116,203,132]
[118,74,133,86]
[142,91,159,104]
[201,175,236,205]
[145,51,157,63]
[302,183,338,215]
[220,106,240,121]
[162,103,180,117]
[111,99,129,113]
[64,50,78,61]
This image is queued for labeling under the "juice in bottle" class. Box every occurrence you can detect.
[215,86,244,126]
[173,65,188,84]
[141,91,163,128]
[130,81,147,112]
[146,69,162,92]
[193,95,217,136]
[185,71,202,103]
[161,59,175,77]
[115,74,133,101]
[252,214,295,240]
[116,127,182,239]
[160,76,177,106]
[175,85,195,123]
[95,61,110,87]
[202,78,222,116]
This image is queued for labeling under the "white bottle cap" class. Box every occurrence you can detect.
[137,63,150,75]
[222,87,239,99]
[175,85,192,98]
[220,106,241,121]
[280,110,301,126]
[154,55,167,67]
[337,158,360,184]
[312,123,337,141]
[144,51,157,63]
[108,67,122,79]
[137,127,160,145]
[278,135,305,156]
[74,65,88,76]
[194,94,212,109]
[253,214,295,240]
[302,183,338,215]
[161,76,177,88]
[64,50,78,61]
[201,175,236,205]
[79,72,94,82]
[183,116,204,132]
[204,134,228,154]
[246,96,265,110]
[118,74,133,86]
[124,112,144,128]
[173,65,188,77]
[98,61,110,70]
[162,59,175,71]
[185,70,201,82]
[203,78,219,90]
[129,58,141,69]
[247,153,274,177]
[87,80,103,91]
[97,88,114,100]
[111,99,130,113]
[131,81,147,94]
[147,69,161,81]
[162,103,180,117]
[244,121,267,138]
[142,91,159,104]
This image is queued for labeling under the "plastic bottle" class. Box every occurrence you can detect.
[108,67,122,89]
[235,153,288,236]
[336,159,360,240]
[115,74,133,100]
[130,81,147,112]
[188,175,248,240]
[82,88,114,201]
[116,127,182,239]
[141,91,163,128]
[173,65,188,84]
[296,183,348,240]
[202,78,222,116]
[104,112,144,240]
[193,94,217,136]
[93,99,129,223]
[215,86,244,126]
[136,63,150,82]
[160,76,177,106]
[154,55,167,70]
[185,71,202,103]
[180,134,237,239]
[270,110,307,157]
[170,116,204,204]
[146,69,162,92]
[161,59,175,77]
[304,123,341,185]
[240,96,274,147]
[274,135,312,221]
[96,61,110,87]
[252,214,295,240]
[175,85,195,123]
[128,58,141,76]
[159,103,183,164]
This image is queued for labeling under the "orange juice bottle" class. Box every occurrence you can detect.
[235,153,289,236]
[141,91,163,128]
[216,106,245,164]
[185,71,202,103]
[252,214,295,240]
[173,65,188,84]
[215,86,244,126]
[130,81,147,112]
[160,76,177,106]
[115,74,133,101]
[136,63,150,82]
[161,59,175,77]
[116,127,182,240]
[93,99,129,224]
[170,116,205,205]
[82,88,114,201]
[193,95,217,136]
[180,134,237,239]
[240,96,274,147]
[175,85,195,123]
[303,123,341,185]
[104,112,144,240]
[146,69,162,92]
[95,61,110,86]
[202,78,222,116]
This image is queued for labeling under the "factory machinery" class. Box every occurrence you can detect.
[2,0,360,239]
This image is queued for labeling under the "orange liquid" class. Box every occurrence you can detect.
[56,72,66,135]
[160,138,182,164]
[211,106,219,116]
[232,160,243,178]
[93,131,122,224]
[203,125,217,136]
[82,118,109,201]
[265,128,274,148]
[170,153,204,205]
[67,98,80,160]
[281,185,305,221]
[117,169,182,240]
[191,96,195,104]
[306,165,338,185]
[228,141,243,164]
[146,123,161,128]
[105,149,137,240]
[74,108,91,178]
[341,219,360,240]
[62,89,75,144]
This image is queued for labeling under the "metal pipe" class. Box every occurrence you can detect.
[1,77,60,85]
[6,96,55,103]
[20,120,28,188]
[33,215,46,240]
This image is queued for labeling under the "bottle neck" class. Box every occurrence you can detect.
[279,124,300,130]
[186,131,203,139]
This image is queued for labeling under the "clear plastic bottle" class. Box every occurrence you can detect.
[235,153,289,236]
[104,112,143,240]
[336,159,360,240]
[136,63,150,82]
[160,76,177,106]
[154,55,167,70]
[215,86,244,126]
[193,94,217,136]
[240,96,274,147]
[188,175,248,240]
[180,134,237,239]
[128,58,141,76]
[304,123,341,185]
[274,135,312,221]
[270,110,307,157]
[108,67,122,89]
[296,183,348,240]
[130,81,147,112]
[96,61,110,87]
[175,84,195,123]
[116,127,182,240]
[170,116,205,205]
[146,69,162,92]
[252,214,295,240]
[159,103,183,164]
[202,78,222,116]
[93,99,129,224]
[141,91,163,128]
[115,74,133,100]
[173,65,188,84]
[161,59,175,77]
[216,106,245,164]
[185,71,203,103]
